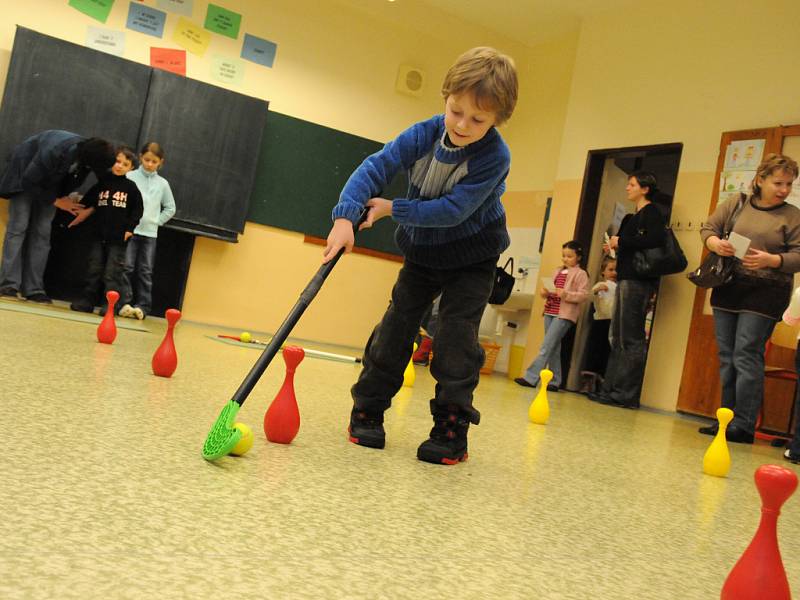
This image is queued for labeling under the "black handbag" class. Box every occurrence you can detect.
[687,194,746,288]
[488,257,515,305]
[632,227,688,277]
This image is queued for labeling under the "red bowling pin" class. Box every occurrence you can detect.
[152,309,181,377]
[97,290,119,344]
[721,464,798,600]
[264,346,304,444]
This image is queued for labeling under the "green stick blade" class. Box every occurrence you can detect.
[202,400,242,461]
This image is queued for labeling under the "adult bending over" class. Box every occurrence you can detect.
[0,130,115,303]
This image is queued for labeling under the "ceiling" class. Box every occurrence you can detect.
[336,0,642,47]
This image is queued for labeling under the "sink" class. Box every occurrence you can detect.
[492,292,534,311]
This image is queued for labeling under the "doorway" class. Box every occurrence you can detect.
[562,143,683,396]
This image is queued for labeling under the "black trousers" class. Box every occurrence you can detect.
[80,240,129,307]
[352,256,497,424]
[600,279,656,406]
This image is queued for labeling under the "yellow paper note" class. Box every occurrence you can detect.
[173,17,211,56]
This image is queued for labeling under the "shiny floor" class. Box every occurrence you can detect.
[1,303,798,599]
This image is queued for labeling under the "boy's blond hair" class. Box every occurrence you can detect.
[441,47,518,126]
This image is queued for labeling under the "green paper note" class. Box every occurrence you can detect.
[69,0,115,24]
[204,3,241,39]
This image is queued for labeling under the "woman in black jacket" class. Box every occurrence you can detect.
[589,171,666,409]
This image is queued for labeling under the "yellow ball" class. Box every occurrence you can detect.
[229,422,253,456]
[240,332,252,343]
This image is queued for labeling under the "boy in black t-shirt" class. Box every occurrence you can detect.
[70,148,143,314]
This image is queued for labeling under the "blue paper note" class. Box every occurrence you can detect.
[127,3,166,38]
[240,33,277,68]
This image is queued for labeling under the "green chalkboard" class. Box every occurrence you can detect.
[246,111,406,256]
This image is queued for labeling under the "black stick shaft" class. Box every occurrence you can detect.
[231,210,366,405]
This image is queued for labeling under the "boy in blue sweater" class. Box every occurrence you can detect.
[324,47,518,465]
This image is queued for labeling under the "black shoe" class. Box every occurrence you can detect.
[784,448,800,464]
[348,407,385,449]
[70,302,94,313]
[0,286,18,298]
[514,377,536,388]
[546,384,559,392]
[698,424,719,436]
[595,394,638,409]
[587,392,607,403]
[417,401,470,465]
[25,293,52,304]
[725,425,754,444]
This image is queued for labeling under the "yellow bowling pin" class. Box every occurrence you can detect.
[528,369,553,425]
[702,408,733,477]
[403,343,418,387]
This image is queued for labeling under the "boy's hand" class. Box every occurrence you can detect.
[124,232,133,242]
[608,236,619,250]
[68,206,94,228]
[594,283,608,293]
[323,218,355,263]
[359,197,392,230]
[554,288,564,298]
[539,289,550,299]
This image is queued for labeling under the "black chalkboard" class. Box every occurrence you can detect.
[247,111,406,256]
[0,27,149,165]
[139,70,268,240]
[0,27,268,242]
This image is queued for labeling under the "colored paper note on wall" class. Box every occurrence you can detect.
[204,4,241,39]
[173,17,211,56]
[85,26,125,56]
[69,0,115,23]
[156,0,193,16]
[241,33,276,68]
[127,3,167,38]
[211,54,244,85]
[150,47,186,76]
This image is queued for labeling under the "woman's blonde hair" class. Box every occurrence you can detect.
[441,47,518,126]
[753,153,799,196]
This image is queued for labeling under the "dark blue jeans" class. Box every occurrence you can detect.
[80,241,130,308]
[123,234,157,314]
[0,190,56,296]
[712,309,776,435]
[352,257,497,425]
[600,279,656,407]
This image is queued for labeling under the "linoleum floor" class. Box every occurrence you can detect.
[1,305,798,599]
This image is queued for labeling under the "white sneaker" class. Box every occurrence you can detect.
[119,304,135,318]
[132,307,145,320]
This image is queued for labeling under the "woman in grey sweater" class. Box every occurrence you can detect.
[699,153,800,443]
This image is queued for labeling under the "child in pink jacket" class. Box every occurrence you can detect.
[515,240,589,390]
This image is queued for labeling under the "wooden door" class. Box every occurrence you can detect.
[676,127,782,417]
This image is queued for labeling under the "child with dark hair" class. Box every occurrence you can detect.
[118,142,176,320]
[580,257,617,393]
[0,131,115,303]
[69,147,143,314]
[515,240,589,391]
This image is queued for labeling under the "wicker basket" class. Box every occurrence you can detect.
[479,341,501,375]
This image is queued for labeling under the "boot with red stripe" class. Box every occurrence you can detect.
[417,401,469,465]
[348,406,385,449]
[412,335,433,366]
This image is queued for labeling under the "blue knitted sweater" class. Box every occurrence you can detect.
[332,115,511,268]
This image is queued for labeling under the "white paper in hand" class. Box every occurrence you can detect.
[541,276,556,292]
[727,232,751,259]
[604,232,616,259]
